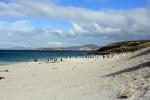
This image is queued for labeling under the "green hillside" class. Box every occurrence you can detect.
[96,40,150,54]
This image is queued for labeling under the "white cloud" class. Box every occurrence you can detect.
[47,41,73,47]
[65,22,121,36]
[0,20,42,37]
[95,26,121,34]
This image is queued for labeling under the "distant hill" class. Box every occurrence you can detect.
[68,44,100,51]
[1,46,32,50]
[38,47,68,51]
[39,44,100,51]
[96,40,150,54]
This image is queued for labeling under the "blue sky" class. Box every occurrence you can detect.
[0,0,150,48]
[55,0,148,10]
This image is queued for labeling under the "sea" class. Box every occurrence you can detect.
[0,50,94,64]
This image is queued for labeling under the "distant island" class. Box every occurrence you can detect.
[38,44,100,51]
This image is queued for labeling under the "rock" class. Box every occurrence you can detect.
[0,77,5,80]
[0,70,9,72]
[119,87,134,98]
[34,59,38,62]
[4,70,9,72]
[141,90,150,99]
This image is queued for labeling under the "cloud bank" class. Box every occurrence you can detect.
[0,0,150,48]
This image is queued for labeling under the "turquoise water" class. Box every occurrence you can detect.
[0,50,93,63]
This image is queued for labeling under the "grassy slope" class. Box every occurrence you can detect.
[97,40,150,54]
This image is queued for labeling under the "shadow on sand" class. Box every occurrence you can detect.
[128,48,150,60]
[104,61,150,77]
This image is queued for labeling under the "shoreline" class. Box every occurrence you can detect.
[0,52,131,65]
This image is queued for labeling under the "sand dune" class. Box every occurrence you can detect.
[0,47,150,100]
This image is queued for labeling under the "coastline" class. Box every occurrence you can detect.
[0,61,15,65]
[0,47,150,100]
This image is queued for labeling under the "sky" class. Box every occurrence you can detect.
[0,0,150,48]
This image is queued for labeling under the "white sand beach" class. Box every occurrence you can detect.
[0,47,150,100]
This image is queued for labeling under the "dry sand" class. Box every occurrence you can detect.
[0,47,150,100]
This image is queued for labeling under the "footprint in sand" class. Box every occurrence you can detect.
[72,66,78,69]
